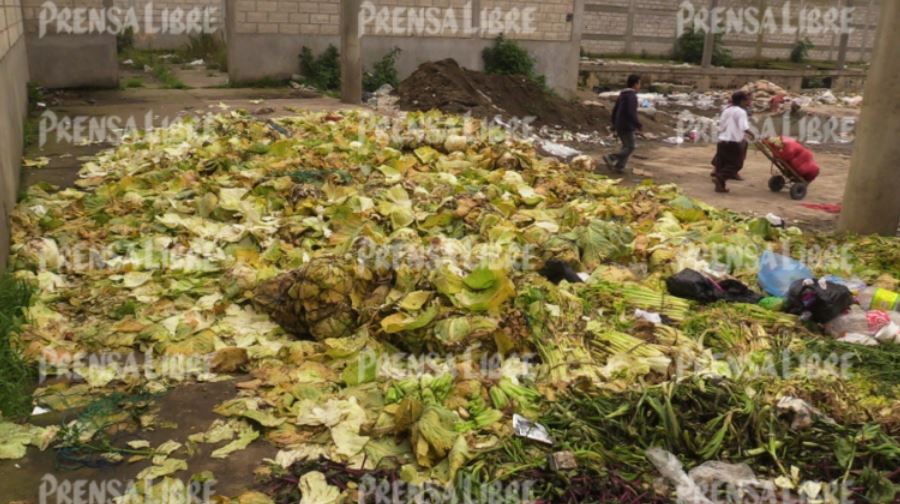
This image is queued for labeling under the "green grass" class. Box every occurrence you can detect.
[153,66,189,89]
[120,49,190,90]
[0,273,35,420]
[178,33,228,71]
[22,82,43,151]
[121,77,144,89]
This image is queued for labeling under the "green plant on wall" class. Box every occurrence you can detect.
[482,35,548,89]
[363,47,401,92]
[117,27,135,53]
[298,45,342,92]
[790,38,814,63]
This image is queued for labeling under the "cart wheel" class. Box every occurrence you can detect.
[768,175,786,193]
[790,183,808,200]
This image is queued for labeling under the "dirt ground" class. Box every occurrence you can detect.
[0,380,278,502]
[588,141,851,230]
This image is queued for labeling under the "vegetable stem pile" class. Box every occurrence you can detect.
[4,110,898,503]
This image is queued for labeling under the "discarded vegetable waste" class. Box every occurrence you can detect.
[3,110,898,503]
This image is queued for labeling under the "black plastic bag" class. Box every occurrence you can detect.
[666,269,764,305]
[539,260,583,285]
[719,279,764,304]
[665,269,722,303]
[784,278,854,323]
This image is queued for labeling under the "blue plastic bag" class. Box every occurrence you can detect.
[757,251,813,298]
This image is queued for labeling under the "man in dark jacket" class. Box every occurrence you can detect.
[604,74,643,173]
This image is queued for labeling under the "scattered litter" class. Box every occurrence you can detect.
[513,414,554,445]
[801,203,842,214]
[765,213,786,228]
[816,90,838,105]
[776,396,833,429]
[758,251,814,298]
[539,139,581,159]
[646,448,715,504]
[635,309,663,325]
[841,95,863,107]
[31,406,51,416]
[22,157,50,169]
[783,278,854,324]
[548,451,578,471]
[837,333,879,346]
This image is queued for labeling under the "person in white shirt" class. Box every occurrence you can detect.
[711,91,755,193]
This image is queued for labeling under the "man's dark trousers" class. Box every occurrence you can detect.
[610,130,636,171]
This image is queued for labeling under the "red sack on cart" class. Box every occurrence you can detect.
[763,136,820,183]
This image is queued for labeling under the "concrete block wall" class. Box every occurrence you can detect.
[112,0,226,49]
[232,0,339,36]
[22,0,118,88]
[227,0,583,95]
[0,0,29,268]
[583,0,880,63]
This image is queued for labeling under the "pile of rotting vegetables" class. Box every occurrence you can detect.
[4,110,900,503]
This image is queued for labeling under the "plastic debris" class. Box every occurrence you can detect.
[758,251,814,298]
[513,414,554,445]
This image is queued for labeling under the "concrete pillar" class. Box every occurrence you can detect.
[566,0,586,98]
[469,0,481,34]
[838,1,900,235]
[624,0,636,54]
[340,0,362,105]
[701,0,718,68]
[754,0,767,60]
[859,0,875,62]
[794,0,806,44]
[836,33,849,69]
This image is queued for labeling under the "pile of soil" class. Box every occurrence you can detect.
[396,59,611,132]
[396,59,671,135]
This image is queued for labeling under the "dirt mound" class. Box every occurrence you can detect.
[396,59,611,133]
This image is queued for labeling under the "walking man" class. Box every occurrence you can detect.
[604,74,643,173]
